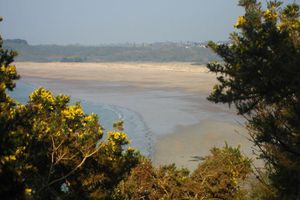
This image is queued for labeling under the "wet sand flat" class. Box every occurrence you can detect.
[15,62,255,170]
[153,120,254,170]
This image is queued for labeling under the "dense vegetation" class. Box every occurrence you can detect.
[208,0,300,199]
[1,0,299,199]
[3,39,219,63]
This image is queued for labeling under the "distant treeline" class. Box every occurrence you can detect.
[3,39,221,63]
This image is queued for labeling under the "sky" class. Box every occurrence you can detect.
[0,0,299,45]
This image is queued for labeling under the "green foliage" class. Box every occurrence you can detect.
[113,145,252,200]
[0,23,24,198]
[207,1,300,198]
[190,145,252,199]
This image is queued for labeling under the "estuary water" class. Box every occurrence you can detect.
[9,78,154,157]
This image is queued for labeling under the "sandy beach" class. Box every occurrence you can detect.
[15,62,213,93]
[15,62,255,170]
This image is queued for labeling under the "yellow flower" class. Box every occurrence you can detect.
[264,9,277,20]
[84,115,94,122]
[232,178,238,186]
[127,147,134,152]
[15,146,26,155]
[8,155,16,161]
[109,131,127,141]
[62,105,84,120]
[1,155,16,164]
[25,188,32,193]
[7,65,17,75]
[277,19,300,32]
[235,16,246,28]
[277,24,284,31]
[0,82,6,90]
[291,21,300,29]
[0,65,5,72]
[29,88,55,104]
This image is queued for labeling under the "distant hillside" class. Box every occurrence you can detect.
[3,39,221,63]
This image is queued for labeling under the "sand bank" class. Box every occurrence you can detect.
[16,62,214,93]
[15,62,256,170]
[153,120,257,170]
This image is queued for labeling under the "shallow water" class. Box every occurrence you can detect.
[9,78,154,157]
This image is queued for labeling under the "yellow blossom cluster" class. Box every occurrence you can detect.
[264,9,277,21]
[291,19,300,29]
[108,131,128,142]
[29,87,55,104]
[127,147,135,152]
[0,64,17,74]
[0,65,5,72]
[234,16,246,28]
[231,170,239,186]
[62,104,84,120]
[6,65,17,76]
[25,188,32,194]
[107,131,129,152]
[15,146,26,156]
[0,82,5,90]
[34,120,51,134]
[277,18,300,32]
[0,155,16,164]
[0,146,26,165]
[84,115,95,122]
[0,64,18,91]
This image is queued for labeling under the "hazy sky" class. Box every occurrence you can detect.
[0,0,299,45]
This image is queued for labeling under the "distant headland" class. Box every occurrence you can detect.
[3,39,223,63]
